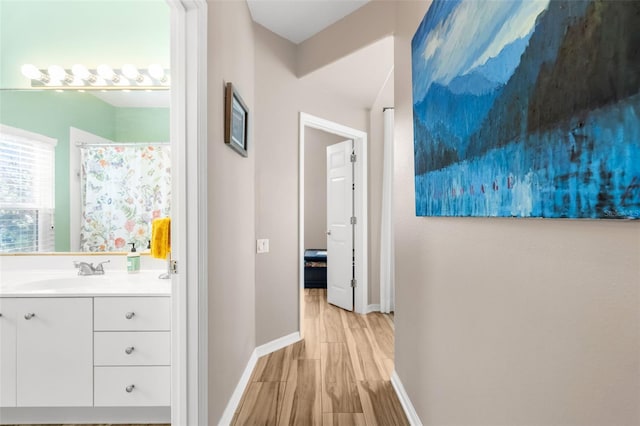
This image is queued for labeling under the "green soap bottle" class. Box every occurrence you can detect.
[127,242,140,273]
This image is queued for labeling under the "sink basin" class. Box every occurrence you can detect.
[11,276,112,291]
[0,269,170,296]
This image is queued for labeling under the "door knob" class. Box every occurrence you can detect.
[24,313,36,320]
[125,346,135,355]
[125,384,135,393]
[327,230,332,236]
[125,312,135,319]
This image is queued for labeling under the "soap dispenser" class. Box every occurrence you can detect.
[127,242,140,273]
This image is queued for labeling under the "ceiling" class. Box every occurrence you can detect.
[247,0,369,44]
[88,0,391,110]
[300,36,394,108]
[250,0,393,110]
[90,90,171,108]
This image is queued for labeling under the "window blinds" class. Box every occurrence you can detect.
[0,125,57,252]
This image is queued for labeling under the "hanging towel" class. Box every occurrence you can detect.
[151,217,171,259]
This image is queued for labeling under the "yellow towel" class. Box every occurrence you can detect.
[151,217,171,259]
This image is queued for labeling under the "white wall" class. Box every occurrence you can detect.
[393,2,640,425]
[206,1,256,422]
[304,127,344,250]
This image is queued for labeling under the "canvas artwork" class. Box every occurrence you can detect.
[411,0,640,218]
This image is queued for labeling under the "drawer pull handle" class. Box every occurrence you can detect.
[125,384,135,393]
[24,313,36,320]
[125,346,135,355]
[125,312,135,319]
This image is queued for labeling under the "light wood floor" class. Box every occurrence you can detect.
[232,288,408,426]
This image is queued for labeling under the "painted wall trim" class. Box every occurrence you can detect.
[366,304,381,313]
[167,0,208,425]
[255,331,302,357]
[218,351,258,426]
[391,370,423,426]
[218,332,301,425]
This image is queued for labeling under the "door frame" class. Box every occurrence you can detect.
[168,0,208,425]
[298,112,368,326]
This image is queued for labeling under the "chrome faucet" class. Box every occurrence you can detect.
[73,260,110,276]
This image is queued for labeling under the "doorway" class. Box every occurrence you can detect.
[298,112,368,332]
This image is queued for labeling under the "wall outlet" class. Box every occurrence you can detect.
[256,239,269,254]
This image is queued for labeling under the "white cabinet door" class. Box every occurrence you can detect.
[0,298,17,407]
[94,297,170,331]
[16,298,93,407]
[94,366,170,406]
[94,331,171,366]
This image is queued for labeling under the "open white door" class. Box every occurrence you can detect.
[326,140,354,311]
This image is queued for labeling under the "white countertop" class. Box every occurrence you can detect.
[0,269,171,297]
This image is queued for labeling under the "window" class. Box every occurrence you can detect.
[0,124,57,252]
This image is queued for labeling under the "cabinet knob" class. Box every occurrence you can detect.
[126,384,135,393]
[24,313,36,320]
[125,312,135,319]
[125,346,135,355]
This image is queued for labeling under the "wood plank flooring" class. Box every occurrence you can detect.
[233,289,408,426]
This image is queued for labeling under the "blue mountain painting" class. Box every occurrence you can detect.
[411,0,640,218]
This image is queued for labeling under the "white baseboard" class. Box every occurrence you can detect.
[218,350,258,426]
[218,332,301,425]
[366,303,380,313]
[255,331,301,357]
[391,370,422,426]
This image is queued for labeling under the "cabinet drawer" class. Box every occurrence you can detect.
[94,297,170,331]
[94,366,170,406]
[94,332,170,366]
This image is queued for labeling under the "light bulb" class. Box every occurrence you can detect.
[21,64,43,80]
[148,64,165,80]
[71,64,91,80]
[90,77,107,86]
[114,77,131,86]
[121,64,140,80]
[48,65,67,82]
[139,75,153,86]
[69,77,85,87]
[97,64,117,81]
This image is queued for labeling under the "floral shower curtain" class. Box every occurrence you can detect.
[80,144,171,252]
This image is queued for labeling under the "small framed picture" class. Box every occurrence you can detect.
[224,82,249,157]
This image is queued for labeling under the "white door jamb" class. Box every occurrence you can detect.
[168,1,208,425]
[299,112,368,332]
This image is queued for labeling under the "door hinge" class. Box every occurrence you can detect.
[351,279,357,288]
[350,153,357,163]
[350,216,357,225]
[170,260,178,274]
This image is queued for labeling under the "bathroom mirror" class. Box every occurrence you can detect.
[0,0,170,253]
[0,89,171,253]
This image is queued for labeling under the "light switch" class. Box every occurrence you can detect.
[256,239,269,253]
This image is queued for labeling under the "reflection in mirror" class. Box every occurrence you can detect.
[0,90,170,253]
[0,0,170,254]
[77,141,171,252]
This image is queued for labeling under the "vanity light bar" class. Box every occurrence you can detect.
[21,63,170,90]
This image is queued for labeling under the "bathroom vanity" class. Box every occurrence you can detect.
[0,264,171,424]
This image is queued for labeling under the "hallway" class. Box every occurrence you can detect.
[232,289,408,425]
